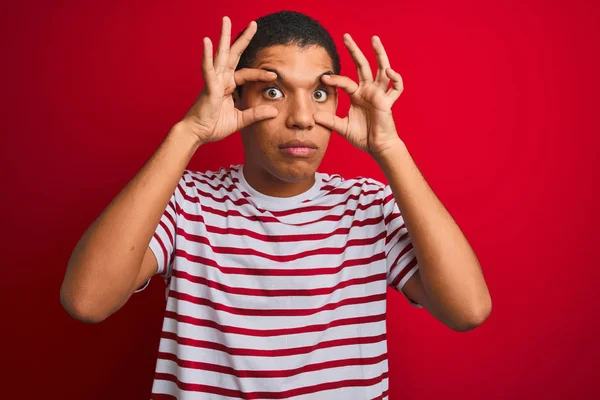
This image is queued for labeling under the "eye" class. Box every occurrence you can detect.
[263,87,283,100]
[312,89,328,103]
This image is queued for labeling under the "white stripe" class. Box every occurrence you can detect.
[174,257,386,292]
[155,357,388,395]
[161,312,387,352]
[165,294,387,334]
[158,335,387,376]
[172,275,386,313]
[175,236,386,273]
[290,375,389,400]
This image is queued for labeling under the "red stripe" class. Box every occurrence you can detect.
[175,182,188,199]
[197,167,239,182]
[243,191,384,217]
[153,232,168,274]
[164,193,182,220]
[385,225,402,246]
[195,167,337,188]
[189,171,382,208]
[164,310,386,337]
[271,192,385,216]
[385,211,402,226]
[163,204,176,229]
[371,390,389,400]
[195,204,279,224]
[322,178,380,191]
[167,199,176,214]
[188,174,240,193]
[176,228,386,262]
[321,179,365,192]
[157,350,387,379]
[153,371,388,399]
[383,192,394,207]
[324,186,383,198]
[391,257,418,288]
[178,183,386,219]
[388,240,413,275]
[160,330,387,357]
[158,220,174,247]
[169,290,386,317]
[197,188,253,207]
[195,203,381,227]
[175,249,385,276]
[180,214,384,243]
[321,173,340,183]
[177,207,384,241]
[173,269,387,297]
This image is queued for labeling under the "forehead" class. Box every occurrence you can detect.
[252,44,334,79]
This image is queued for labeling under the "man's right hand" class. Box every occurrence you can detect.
[180,16,278,145]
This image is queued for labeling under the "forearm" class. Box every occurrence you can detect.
[61,122,201,320]
[373,139,491,328]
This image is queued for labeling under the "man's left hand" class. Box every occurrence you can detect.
[314,34,404,157]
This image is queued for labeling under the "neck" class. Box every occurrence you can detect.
[242,164,316,198]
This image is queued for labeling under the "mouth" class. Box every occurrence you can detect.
[279,139,318,158]
[279,146,317,157]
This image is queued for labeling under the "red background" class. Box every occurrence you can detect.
[2,0,599,398]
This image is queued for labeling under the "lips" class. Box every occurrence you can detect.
[279,139,318,149]
[278,139,318,158]
[280,147,316,157]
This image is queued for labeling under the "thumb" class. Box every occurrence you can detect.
[236,105,278,130]
[314,111,348,136]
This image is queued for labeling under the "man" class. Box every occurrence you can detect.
[61,11,491,399]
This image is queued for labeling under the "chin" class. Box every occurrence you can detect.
[266,159,320,183]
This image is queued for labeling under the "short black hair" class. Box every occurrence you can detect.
[235,10,341,75]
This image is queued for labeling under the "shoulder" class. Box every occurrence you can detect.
[180,165,238,192]
[318,170,387,200]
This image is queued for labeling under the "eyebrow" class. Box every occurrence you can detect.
[260,68,334,85]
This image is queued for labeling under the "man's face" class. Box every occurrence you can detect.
[235,44,338,183]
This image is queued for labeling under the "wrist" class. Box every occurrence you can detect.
[370,137,406,164]
[169,121,204,152]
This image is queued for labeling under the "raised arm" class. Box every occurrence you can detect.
[60,17,278,323]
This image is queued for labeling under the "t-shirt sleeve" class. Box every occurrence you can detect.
[382,184,423,308]
[134,176,183,293]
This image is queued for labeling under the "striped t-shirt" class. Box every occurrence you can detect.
[142,164,421,399]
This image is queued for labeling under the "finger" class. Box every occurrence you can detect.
[234,68,277,86]
[313,111,349,135]
[343,34,374,83]
[202,37,216,93]
[236,105,278,130]
[372,36,391,88]
[229,21,257,69]
[214,16,231,71]
[385,68,404,103]
[321,74,359,96]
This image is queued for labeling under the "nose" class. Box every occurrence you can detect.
[285,94,315,130]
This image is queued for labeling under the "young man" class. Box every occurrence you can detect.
[61,11,491,399]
